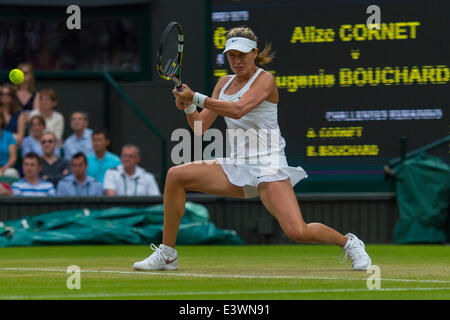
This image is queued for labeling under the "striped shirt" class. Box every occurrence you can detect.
[12,179,56,197]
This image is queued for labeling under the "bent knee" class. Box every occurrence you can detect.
[166,166,187,184]
[165,165,195,189]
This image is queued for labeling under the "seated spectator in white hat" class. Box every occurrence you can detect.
[104,144,160,196]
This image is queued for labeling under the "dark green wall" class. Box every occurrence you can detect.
[36,79,106,139]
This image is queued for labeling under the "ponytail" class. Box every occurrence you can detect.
[255,42,275,66]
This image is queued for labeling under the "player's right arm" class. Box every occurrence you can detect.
[184,75,231,135]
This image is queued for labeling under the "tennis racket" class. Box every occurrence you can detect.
[156,22,184,91]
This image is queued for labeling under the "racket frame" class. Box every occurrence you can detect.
[156,22,184,88]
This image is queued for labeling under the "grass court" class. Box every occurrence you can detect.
[0,244,449,300]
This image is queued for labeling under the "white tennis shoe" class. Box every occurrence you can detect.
[341,233,372,271]
[133,243,178,271]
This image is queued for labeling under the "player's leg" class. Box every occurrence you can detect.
[257,179,371,270]
[163,160,244,247]
[133,160,244,271]
[257,179,348,246]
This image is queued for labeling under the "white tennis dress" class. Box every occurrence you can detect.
[216,68,308,198]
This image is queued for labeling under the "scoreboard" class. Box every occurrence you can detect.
[210,0,449,190]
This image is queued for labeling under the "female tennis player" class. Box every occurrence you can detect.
[133,27,372,271]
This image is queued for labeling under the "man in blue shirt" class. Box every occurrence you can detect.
[86,129,121,184]
[57,152,103,196]
[12,153,55,196]
[63,112,93,161]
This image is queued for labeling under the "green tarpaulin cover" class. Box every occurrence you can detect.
[0,202,243,247]
[393,153,450,244]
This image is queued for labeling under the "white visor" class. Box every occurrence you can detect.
[223,37,257,53]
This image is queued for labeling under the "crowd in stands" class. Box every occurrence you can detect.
[0,63,160,197]
[1,21,140,72]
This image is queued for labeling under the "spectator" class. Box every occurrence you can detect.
[0,182,12,196]
[56,152,103,196]
[22,115,58,158]
[63,111,93,161]
[0,112,19,178]
[87,129,120,184]
[29,89,64,142]
[40,131,70,186]
[0,83,26,145]
[16,62,40,112]
[104,144,160,196]
[12,152,55,196]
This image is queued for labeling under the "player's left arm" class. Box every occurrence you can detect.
[175,71,276,119]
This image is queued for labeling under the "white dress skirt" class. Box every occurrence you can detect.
[216,156,308,198]
[216,68,308,198]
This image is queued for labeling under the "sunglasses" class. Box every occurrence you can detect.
[0,92,12,96]
[41,140,55,144]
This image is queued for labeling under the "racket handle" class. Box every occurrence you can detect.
[176,84,183,92]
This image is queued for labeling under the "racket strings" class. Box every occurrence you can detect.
[163,57,176,75]
[160,29,179,77]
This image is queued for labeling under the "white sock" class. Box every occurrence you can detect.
[160,244,177,256]
[343,236,352,250]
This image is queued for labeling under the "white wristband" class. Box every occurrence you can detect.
[193,92,207,108]
[184,104,197,115]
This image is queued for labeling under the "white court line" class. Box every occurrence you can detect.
[1,287,450,300]
[1,267,450,284]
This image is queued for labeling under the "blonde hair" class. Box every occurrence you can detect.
[226,27,275,65]
[18,62,36,92]
[40,88,57,102]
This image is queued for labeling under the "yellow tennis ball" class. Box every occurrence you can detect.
[9,69,25,85]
